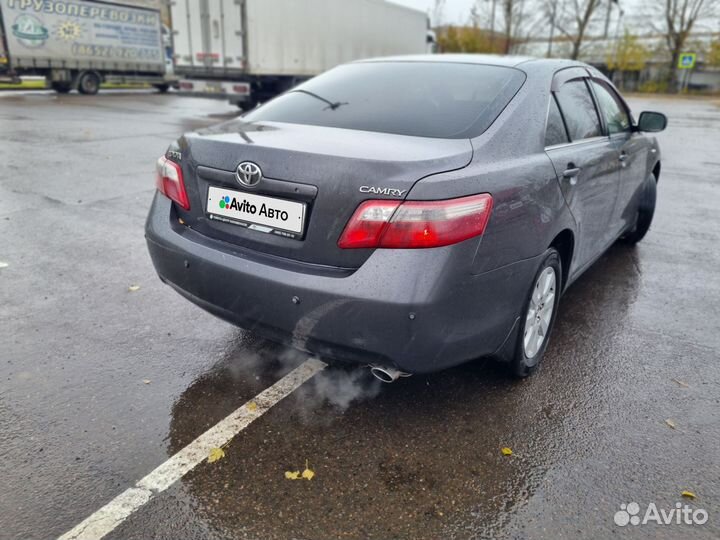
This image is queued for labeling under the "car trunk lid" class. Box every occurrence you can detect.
[178,120,473,269]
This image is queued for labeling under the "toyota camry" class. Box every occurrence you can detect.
[145,55,666,380]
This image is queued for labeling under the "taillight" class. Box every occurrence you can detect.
[155,156,190,210]
[233,83,250,95]
[338,194,493,249]
[336,200,400,249]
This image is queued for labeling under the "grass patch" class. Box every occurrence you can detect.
[0,80,45,89]
[0,80,152,90]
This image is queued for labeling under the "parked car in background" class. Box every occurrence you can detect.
[146,55,666,381]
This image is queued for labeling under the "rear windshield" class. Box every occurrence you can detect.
[243,62,526,139]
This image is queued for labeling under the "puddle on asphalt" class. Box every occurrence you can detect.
[158,245,648,539]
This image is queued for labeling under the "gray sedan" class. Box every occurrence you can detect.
[146,55,666,381]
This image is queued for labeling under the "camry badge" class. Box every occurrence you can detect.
[236,161,262,187]
[359,185,407,197]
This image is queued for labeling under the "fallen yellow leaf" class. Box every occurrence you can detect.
[285,471,300,480]
[665,419,677,429]
[681,490,696,499]
[142,379,151,385]
[672,379,689,388]
[128,285,141,292]
[247,402,257,411]
[501,447,513,456]
[207,447,225,463]
[302,460,315,480]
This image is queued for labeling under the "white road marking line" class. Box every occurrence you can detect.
[58,358,326,540]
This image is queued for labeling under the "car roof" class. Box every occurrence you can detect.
[355,54,591,71]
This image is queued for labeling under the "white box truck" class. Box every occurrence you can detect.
[170,0,431,109]
[0,0,174,93]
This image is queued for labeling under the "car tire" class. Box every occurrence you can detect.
[510,248,562,378]
[51,82,72,94]
[77,71,101,95]
[621,174,657,244]
[154,84,170,93]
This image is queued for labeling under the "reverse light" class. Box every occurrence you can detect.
[155,155,190,210]
[338,194,493,249]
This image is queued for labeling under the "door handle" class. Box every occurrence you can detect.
[562,166,581,185]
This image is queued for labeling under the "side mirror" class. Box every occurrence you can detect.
[637,111,667,132]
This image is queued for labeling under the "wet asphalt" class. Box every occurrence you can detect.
[0,91,719,540]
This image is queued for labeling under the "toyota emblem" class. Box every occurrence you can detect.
[236,161,262,187]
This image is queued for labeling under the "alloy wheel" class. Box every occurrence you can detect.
[523,266,557,358]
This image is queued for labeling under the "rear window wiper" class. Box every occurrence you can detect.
[291,89,348,110]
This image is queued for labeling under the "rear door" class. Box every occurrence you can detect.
[205,0,228,69]
[589,79,648,233]
[545,74,621,270]
[172,0,243,72]
[217,0,244,70]
[170,0,204,70]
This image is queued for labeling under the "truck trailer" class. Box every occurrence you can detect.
[0,0,173,93]
[170,0,431,109]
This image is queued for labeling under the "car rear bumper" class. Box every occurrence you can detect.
[145,194,540,373]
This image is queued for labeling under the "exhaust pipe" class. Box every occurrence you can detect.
[369,364,412,383]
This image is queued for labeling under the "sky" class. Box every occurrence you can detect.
[388,0,642,26]
[389,0,476,24]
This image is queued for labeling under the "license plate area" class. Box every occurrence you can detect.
[206,185,306,239]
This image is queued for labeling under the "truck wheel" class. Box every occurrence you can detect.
[237,101,257,112]
[51,82,72,94]
[153,84,170,93]
[77,72,100,95]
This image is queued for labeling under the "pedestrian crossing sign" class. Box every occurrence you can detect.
[678,53,696,69]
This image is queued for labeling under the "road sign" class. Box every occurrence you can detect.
[678,53,696,69]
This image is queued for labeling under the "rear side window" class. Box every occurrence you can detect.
[591,80,631,134]
[545,95,569,146]
[555,79,602,141]
[243,62,526,139]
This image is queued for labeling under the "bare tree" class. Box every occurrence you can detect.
[545,0,558,57]
[432,0,447,27]
[655,0,720,91]
[474,0,535,53]
[501,0,514,53]
[552,0,604,59]
[488,0,498,49]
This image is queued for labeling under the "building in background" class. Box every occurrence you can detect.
[432,0,720,93]
[515,32,720,92]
